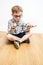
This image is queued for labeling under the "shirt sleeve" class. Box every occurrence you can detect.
[8,21,11,32]
[8,20,17,34]
[22,22,30,32]
[8,20,13,33]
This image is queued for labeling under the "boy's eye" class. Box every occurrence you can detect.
[14,15,22,18]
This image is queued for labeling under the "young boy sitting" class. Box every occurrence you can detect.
[7,5,36,49]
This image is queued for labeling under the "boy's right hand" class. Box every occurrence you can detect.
[11,23,17,29]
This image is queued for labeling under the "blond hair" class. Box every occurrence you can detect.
[11,5,23,14]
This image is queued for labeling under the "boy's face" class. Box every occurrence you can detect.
[12,12,22,22]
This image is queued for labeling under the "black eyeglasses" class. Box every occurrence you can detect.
[14,15,22,18]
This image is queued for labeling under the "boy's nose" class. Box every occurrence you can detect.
[17,17,20,19]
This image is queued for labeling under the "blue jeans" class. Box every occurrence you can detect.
[11,32,30,43]
[12,32,25,38]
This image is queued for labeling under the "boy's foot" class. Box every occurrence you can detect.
[14,40,21,49]
[26,38,30,43]
[23,38,30,43]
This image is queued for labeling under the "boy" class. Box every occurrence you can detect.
[7,5,36,49]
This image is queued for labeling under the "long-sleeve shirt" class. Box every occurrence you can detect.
[8,18,30,34]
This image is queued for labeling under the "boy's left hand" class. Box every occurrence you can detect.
[27,25,37,29]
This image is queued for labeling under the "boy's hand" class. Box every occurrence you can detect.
[11,23,17,29]
[27,25,37,29]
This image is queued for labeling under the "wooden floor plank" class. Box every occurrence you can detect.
[0,32,43,65]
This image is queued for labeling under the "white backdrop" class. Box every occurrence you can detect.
[0,0,43,33]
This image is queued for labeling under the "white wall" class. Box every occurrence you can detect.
[0,0,43,33]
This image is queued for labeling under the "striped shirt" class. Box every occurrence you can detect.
[8,18,30,34]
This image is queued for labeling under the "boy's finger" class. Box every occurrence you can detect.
[33,25,37,27]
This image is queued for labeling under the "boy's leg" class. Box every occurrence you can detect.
[7,34,21,41]
[7,34,21,49]
[19,32,32,43]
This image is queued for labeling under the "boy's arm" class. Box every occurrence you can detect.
[27,24,37,29]
[8,21,17,32]
[22,23,30,32]
[8,21,14,33]
[8,21,11,32]
[22,23,37,32]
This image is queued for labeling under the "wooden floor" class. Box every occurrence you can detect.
[0,31,43,65]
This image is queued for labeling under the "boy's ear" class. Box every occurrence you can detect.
[11,13,14,15]
[11,13,13,15]
[11,13,14,16]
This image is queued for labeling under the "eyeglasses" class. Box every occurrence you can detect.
[14,15,22,18]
